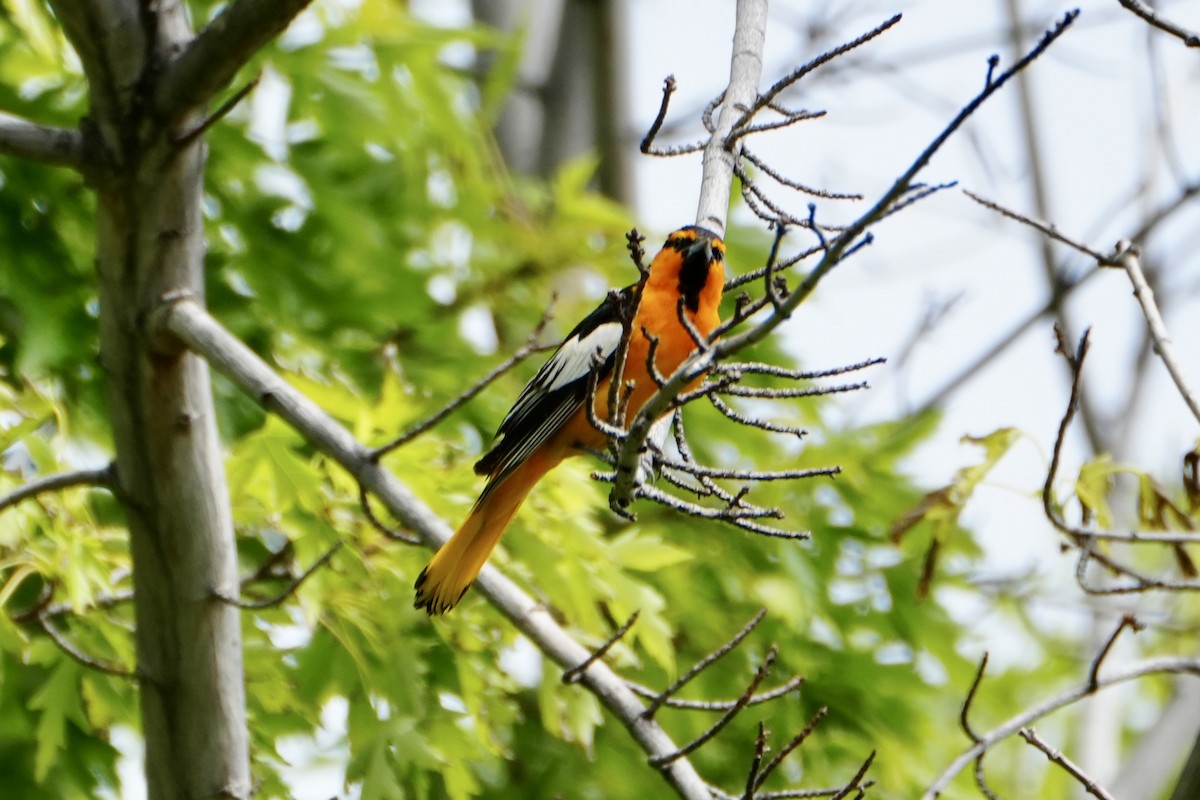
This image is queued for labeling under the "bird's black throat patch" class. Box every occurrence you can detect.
[677,239,721,312]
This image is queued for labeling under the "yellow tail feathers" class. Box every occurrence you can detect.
[414,456,553,615]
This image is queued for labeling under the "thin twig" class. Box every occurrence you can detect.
[831,751,876,800]
[633,483,802,539]
[708,395,807,439]
[728,110,827,144]
[962,190,1112,264]
[1117,0,1200,47]
[626,674,803,713]
[753,707,829,793]
[715,357,885,381]
[922,657,1200,798]
[649,645,778,767]
[763,224,789,316]
[1114,241,1200,426]
[960,652,989,744]
[359,485,421,544]
[1018,728,1116,800]
[39,614,134,679]
[0,463,115,516]
[743,148,863,200]
[609,231,652,428]
[563,611,640,684]
[734,14,903,135]
[642,608,767,719]
[371,306,557,459]
[174,73,262,147]
[641,76,691,155]
[1087,614,1142,691]
[743,722,770,800]
[217,542,343,610]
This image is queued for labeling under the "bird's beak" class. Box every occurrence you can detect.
[684,238,713,267]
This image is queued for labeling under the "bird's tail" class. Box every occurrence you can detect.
[414,454,554,614]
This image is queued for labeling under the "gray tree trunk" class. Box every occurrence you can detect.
[50,1,251,797]
[472,0,632,203]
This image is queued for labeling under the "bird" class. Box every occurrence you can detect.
[414,225,726,614]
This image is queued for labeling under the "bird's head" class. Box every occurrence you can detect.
[651,225,726,312]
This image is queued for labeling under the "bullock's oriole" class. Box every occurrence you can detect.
[414,226,726,614]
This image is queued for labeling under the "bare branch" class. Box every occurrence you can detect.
[627,674,803,713]
[1115,241,1200,426]
[743,722,770,800]
[737,14,903,134]
[962,190,1113,264]
[640,76,706,156]
[961,190,1200,426]
[1043,328,1200,592]
[695,0,768,236]
[156,0,314,123]
[609,231,652,428]
[743,148,863,201]
[39,614,134,679]
[563,611,640,684]
[173,73,261,147]
[216,542,343,610]
[0,112,84,168]
[1088,614,1143,692]
[642,609,766,720]
[358,486,422,544]
[371,303,557,459]
[1019,728,1116,800]
[632,483,802,539]
[919,177,1200,413]
[922,657,1200,798]
[708,395,807,439]
[1117,0,1200,47]
[831,751,875,800]
[0,463,115,516]
[649,645,778,767]
[715,357,886,381]
[960,652,989,744]
[753,707,829,793]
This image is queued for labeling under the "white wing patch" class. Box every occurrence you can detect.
[497,320,622,431]
[543,322,623,391]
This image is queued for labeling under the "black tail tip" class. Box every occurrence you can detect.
[412,566,471,616]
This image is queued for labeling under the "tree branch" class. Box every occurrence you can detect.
[0,463,114,516]
[155,0,314,123]
[0,112,84,168]
[1019,727,1116,800]
[923,657,1200,798]
[1114,241,1200,426]
[159,298,714,800]
[694,0,768,236]
[1117,0,1200,47]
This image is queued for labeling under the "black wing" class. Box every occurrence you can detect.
[474,289,631,484]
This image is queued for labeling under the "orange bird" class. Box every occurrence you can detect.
[414,226,726,614]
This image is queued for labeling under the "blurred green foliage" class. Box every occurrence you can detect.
[0,2,1187,799]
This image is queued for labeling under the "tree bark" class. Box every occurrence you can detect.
[51,1,251,797]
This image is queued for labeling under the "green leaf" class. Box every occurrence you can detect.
[28,658,83,782]
[606,529,693,572]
